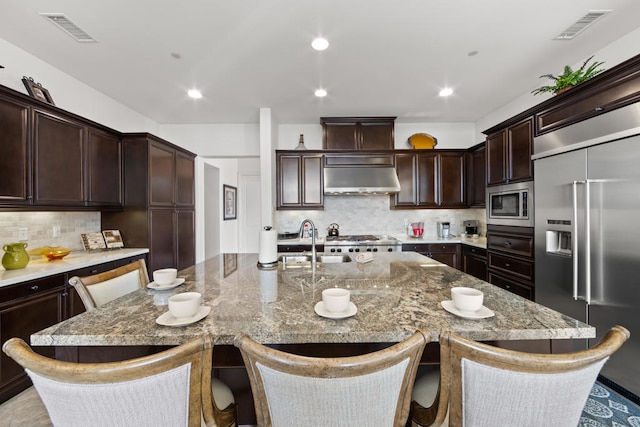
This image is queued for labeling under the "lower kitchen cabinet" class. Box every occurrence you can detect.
[486,225,534,300]
[462,245,487,281]
[0,274,66,403]
[402,243,461,269]
[278,244,324,253]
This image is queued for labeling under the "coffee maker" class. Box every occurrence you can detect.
[464,220,479,236]
[437,222,451,239]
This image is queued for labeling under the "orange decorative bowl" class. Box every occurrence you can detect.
[29,246,72,261]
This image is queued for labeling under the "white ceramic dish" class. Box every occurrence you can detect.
[156,306,211,327]
[441,300,495,320]
[314,301,357,319]
[147,278,185,290]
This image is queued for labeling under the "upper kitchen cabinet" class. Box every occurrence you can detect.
[0,84,122,210]
[101,134,195,272]
[0,92,30,205]
[485,117,533,186]
[466,142,486,207]
[392,150,466,209]
[276,151,323,210]
[321,117,396,150]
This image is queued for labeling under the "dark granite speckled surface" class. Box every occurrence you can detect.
[32,252,594,347]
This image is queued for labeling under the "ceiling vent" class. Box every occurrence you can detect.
[553,10,611,40]
[40,13,97,42]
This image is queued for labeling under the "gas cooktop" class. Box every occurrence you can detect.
[325,234,380,242]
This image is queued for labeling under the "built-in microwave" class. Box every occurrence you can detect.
[486,181,534,227]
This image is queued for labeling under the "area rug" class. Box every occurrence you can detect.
[580,382,640,426]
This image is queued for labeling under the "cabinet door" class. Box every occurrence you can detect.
[463,246,487,280]
[1,287,64,401]
[323,123,358,150]
[467,145,486,207]
[359,121,394,149]
[149,208,176,272]
[486,131,507,186]
[176,209,195,271]
[439,152,465,207]
[278,154,301,207]
[302,156,323,207]
[0,95,30,204]
[393,153,417,206]
[507,118,534,182]
[87,127,122,207]
[175,151,195,207]
[32,110,85,206]
[416,153,437,206]
[149,141,175,207]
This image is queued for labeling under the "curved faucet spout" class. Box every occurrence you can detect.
[299,219,317,269]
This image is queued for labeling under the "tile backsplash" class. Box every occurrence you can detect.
[275,195,486,238]
[0,212,100,250]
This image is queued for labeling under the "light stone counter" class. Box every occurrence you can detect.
[0,248,149,288]
[33,252,593,347]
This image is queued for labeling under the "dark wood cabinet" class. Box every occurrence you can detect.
[32,109,85,206]
[0,85,122,210]
[486,117,533,186]
[486,225,534,300]
[321,117,395,150]
[466,143,486,207]
[402,243,461,269]
[462,245,487,281]
[0,93,30,205]
[392,150,466,209]
[0,274,66,402]
[101,134,196,272]
[87,126,122,207]
[278,244,325,253]
[276,151,323,210]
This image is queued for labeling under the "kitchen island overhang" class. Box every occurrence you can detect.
[32,252,594,348]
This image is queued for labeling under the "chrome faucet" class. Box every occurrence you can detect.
[299,219,317,269]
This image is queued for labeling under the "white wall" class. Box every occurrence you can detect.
[475,27,640,141]
[158,123,260,157]
[0,39,157,133]
[201,158,239,253]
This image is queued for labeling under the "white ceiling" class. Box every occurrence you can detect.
[2,0,640,125]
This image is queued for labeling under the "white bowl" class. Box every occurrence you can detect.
[322,288,350,313]
[153,268,178,286]
[168,292,202,318]
[451,287,483,312]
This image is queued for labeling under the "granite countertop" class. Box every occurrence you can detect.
[0,248,149,288]
[278,235,487,249]
[32,252,593,347]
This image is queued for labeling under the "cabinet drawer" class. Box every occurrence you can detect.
[67,261,115,279]
[0,274,65,305]
[278,244,324,253]
[488,252,534,281]
[463,245,486,258]
[487,233,533,257]
[488,271,534,300]
[113,254,147,268]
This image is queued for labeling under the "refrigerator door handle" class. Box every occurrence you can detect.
[572,181,580,300]
[573,179,592,304]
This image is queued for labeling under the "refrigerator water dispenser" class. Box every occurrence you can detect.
[546,230,572,256]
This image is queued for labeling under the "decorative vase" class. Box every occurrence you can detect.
[2,242,30,270]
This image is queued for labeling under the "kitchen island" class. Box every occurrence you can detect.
[32,251,593,348]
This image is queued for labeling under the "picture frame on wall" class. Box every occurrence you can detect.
[22,76,55,105]
[223,184,237,220]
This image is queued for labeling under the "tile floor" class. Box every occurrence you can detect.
[0,387,52,427]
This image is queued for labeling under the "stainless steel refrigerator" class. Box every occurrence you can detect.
[534,102,640,399]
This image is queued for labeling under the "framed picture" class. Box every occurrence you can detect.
[223,184,237,220]
[81,232,107,251]
[102,230,124,248]
[22,76,55,105]
[223,253,238,277]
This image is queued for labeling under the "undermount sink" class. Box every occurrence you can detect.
[278,254,352,264]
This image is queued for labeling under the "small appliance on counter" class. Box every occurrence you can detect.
[406,221,424,238]
[463,220,479,237]
[327,223,340,237]
[437,222,452,239]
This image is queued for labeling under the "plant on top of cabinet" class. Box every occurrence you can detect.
[531,55,605,96]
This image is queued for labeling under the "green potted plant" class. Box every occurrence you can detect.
[531,55,605,95]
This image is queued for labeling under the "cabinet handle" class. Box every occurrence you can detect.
[90,269,98,274]
[30,285,39,291]
[62,292,68,297]
[595,107,603,111]
[504,263,511,267]
[505,285,511,289]
[503,240,512,247]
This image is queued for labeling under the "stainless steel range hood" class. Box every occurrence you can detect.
[324,166,401,194]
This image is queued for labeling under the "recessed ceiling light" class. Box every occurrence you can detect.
[311,37,329,51]
[187,89,202,99]
[314,89,327,97]
[439,87,454,97]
